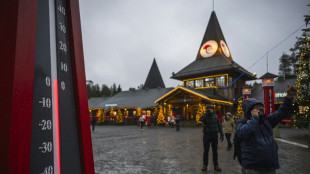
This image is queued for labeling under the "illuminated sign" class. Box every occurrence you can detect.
[105,104,118,107]
[275,92,287,98]
[177,98,193,103]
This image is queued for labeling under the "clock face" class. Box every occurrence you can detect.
[220,40,230,58]
[200,40,218,58]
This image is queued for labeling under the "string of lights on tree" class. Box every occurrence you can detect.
[236,100,244,117]
[97,109,105,124]
[195,103,204,124]
[157,107,166,125]
[116,108,124,124]
[292,7,310,128]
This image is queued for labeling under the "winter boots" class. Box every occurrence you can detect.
[201,165,207,171]
[214,165,222,172]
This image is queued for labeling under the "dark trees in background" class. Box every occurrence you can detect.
[86,81,122,98]
[117,84,122,93]
[137,84,144,90]
[279,32,305,78]
[290,36,303,75]
[278,52,292,79]
[129,87,136,91]
[111,83,117,96]
[101,84,111,97]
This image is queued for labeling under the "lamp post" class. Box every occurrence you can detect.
[260,73,277,116]
[242,85,252,100]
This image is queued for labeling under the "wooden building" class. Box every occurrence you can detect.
[88,58,173,119]
[89,11,257,123]
[155,11,256,117]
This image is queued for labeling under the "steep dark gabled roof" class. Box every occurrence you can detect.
[143,58,166,89]
[196,11,231,60]
[171,11,256,81]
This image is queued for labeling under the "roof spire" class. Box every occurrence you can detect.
[196,11,232,60]
[213,0,214,11]
[143,58,165,89]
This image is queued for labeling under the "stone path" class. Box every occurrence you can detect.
[91,126,310,174]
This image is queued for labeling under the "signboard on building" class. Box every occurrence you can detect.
[275,92,287,98]
[105,104,118,107]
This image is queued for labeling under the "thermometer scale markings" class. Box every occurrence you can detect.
[30,0,54,173]
[55,0,82,173]
[30,1,81,173]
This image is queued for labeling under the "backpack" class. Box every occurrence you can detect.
[139,116,144,122]
[233,118,247,165]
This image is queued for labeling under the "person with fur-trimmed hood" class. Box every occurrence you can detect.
[236,84,296,174]
[222,112,235,150]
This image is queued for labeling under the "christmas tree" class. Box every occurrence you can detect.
[236,100,244,118]
[124,109,128,116]
[293,11,310,128]
[195,103,204,124]
[167,105,172,116]
[97,109,105,124]
[110,107,115,117]
[116,108,123,124]
[152,107,158,116]
[137,108,141,117]
[157,107,166,125]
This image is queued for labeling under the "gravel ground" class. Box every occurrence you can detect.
[91,126,310,174]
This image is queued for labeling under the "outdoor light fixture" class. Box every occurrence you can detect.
[242,85,252,100]
[262,78,274,87]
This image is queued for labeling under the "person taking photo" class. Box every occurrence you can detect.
[236,84,297,174]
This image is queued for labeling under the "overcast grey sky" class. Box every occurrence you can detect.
[79,0,309,90]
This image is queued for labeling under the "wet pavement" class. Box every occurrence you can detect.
[91,126,310,174]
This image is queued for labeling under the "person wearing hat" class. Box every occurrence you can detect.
[222,112,235,150]
[199,104,224,172]
[236,84,297,174]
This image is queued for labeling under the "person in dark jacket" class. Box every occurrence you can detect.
[199,105,224,172]
[175,116,180,131]
[91,116,96,132]
[236,84,296,174]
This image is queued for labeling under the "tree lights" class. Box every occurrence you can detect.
[292,10,310,128]
[157,107,166,125]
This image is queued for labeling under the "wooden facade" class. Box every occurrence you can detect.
[156,11,256,116]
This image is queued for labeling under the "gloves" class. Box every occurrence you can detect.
[220,135,224,142]
[286,83,297,98]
